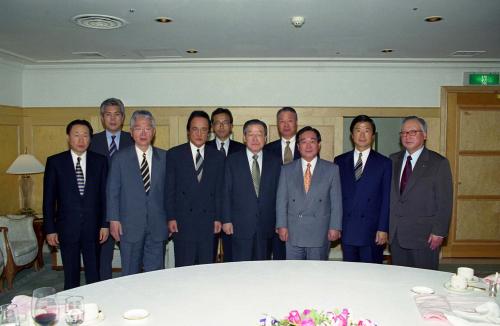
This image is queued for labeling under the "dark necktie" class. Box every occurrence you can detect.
[251,154,260,197]
[220,142,226,156]
[109,135,117,157]
[400,156,412,194]
[195,149,203,182]
[75,157,85,196]
[283,141,293,164]
[140,153,150,194]
[354,152,363,181]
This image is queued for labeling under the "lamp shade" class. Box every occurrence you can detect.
[6,154,45,174]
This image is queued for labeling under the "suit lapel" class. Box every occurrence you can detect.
[150,147,160,192]
[393,151,405,197]
[303,159,322,210]
[64,151,81,196]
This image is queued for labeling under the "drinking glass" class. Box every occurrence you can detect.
[65,296,85,325]
[0,303,20,326]
[31,287,59,326]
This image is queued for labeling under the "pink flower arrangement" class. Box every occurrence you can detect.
[260,308,377,326]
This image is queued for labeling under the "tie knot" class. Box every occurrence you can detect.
[77,156,81,163]
[358,152,362,159]
[407,155,412,161]
[306,162,311,168]
[221,142,225,146]
[197,148,201,153]
[286,141,290,145]
[253,154,258,161]
[142,152,146,159]
[111,135,116,140]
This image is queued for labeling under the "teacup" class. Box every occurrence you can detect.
[84,303,99,321]
[457,267,474,281]
[451,274,467,290]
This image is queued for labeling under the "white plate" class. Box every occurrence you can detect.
[411,286,435,294]
[443,281,474,293]
[123,309,149,320]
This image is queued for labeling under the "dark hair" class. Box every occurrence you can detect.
[187,110,211,131]
[243,119,268,137]
[211,107,233,124]
[350,115,376,134]
[297,126,321,143]
[99,98,125,116]
[276,107,297,120]
[66,119,93,136]
[402,116,427,133]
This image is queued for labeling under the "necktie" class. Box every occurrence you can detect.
[284,141,293,164]
[75,157,85,196]
[141,152,150,194]
[195,149,203,182]
[304,163,312,193]
[109,135,117,157]
[251,154,260,197]
[220,142,226,156]
[354,152,363,181]
[400,156,412,194]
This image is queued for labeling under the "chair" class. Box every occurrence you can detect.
[0,227,6,291]
[0,215,39,289]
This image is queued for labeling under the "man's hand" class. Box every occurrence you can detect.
[428,234,444,250]
[375,231,388,246]
[328,229,341,241]
[46,233,59,247]
[222,223,234,235]
[278,227,288,242]
[214,221,222,234]
[99,228,109,244]
[110,221,123,242]
[168,220,178,234]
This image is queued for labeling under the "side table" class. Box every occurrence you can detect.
[32,217,45,268]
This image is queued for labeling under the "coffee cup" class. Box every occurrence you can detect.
[84,303,99,321]
[451,274,467,290]
[457,267,474,281]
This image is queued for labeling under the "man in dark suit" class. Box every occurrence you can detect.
[43,119,108,289]
[389,116,453,270]
[222,119,281,261]
[107,110,168,276]
[334,115,391,264]
[264,106,300,260]
[89,98,134,280]
[206,107,245,262]
[167,111,225,267]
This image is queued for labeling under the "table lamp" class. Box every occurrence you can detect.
[6,152,45,215]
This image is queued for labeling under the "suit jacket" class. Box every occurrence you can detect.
[206,139,245,157]
[276,158,342,247]
[166,143,225,242]
[334,150,391,246]
[265,139,300,164]
[389,147,453,249]
[106,145,168,242]
[43,150,108,243]
[89,130,134,163]
[222,149,281,240]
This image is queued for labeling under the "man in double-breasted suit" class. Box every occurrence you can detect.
[222,119,281,261]
[107,110,168,276]
[89,98,134,280]
[167,110,225,267]
[334,115,391,264]
[43,119,108,289]
[389,116,452,270]
[276,126,342,260]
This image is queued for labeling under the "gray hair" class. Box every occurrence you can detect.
[243,119,268,137]
[402,116,427,133]
[100,98,125,116]
[276,106,297,121]
[130,110,156,129]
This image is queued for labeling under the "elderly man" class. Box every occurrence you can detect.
[89,97,133,280]
[222,119,281,261]
[276,126,342,260]
[389,116,453,270]
[107,110,168,276]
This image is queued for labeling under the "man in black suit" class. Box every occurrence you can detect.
[43,120,108,289]
[206,107,245,262]
[222,119,281,261]
[264,106,300,260]
[89,98,134,280]
[167,111,225,267]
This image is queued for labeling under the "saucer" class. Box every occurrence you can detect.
[123,309,149,320]
[411,286,435,294]
[443,281,474,293]
[82,311,105,325]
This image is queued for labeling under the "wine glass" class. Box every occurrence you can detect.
[0,303,20,326]
[31,287,59,326]
[65,296,85,325]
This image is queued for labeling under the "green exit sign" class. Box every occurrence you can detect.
[466,73,499,85]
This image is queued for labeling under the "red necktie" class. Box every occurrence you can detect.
[400,156,412,194]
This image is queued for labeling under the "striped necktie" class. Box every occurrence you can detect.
[75,157,85,196]
[354,152,363,181]
[220,142,226,156]
[195,149,203,182]
[251,154,260,197]
[141,152,150,194]
[109,135,117,157]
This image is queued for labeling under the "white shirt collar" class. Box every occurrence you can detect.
[301,156,318,175]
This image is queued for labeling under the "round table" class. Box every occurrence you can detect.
[59,260,458,325]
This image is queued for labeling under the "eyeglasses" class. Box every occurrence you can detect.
[399,130,423,137]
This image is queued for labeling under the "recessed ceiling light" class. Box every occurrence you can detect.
[186,49,198,54]
[425,16,443,23]
[381,49,393,53]
[155,17,172,23]
[72,14,128,30]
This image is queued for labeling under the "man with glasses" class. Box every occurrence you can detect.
[167,111,225,267]
[389,116,452,270]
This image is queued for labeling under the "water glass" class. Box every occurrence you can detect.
[0,303,19,326]
[65,296,85,325]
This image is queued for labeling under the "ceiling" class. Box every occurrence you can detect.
[1,0,500,65]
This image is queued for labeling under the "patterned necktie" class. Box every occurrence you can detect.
[283,140,293,164]
[141,152,150,194]
[195,149,203,182]
[75,157,85,196]
[251,154,260,197]
[354,152,363,181]
[304,163,312,193]
[400,155,412,194]
[109,135,117,157]
[220,142,226,156]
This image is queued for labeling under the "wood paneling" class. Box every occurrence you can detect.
[458,156,500,196]
[456,200,500,240]
[459,110,500,151]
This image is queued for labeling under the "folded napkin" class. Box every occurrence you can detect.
[11,295,32,315]
[484,274,500,284]
[414,294,452,323]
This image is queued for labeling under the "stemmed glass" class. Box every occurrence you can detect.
[31,287,59,326]
[65,296,85,325]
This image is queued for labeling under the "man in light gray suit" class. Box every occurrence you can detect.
[107,110,168,276]
[276,126,342,260]
[389,116,452,270]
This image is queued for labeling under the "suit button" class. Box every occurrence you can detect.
[203,209,207,213]
[292,199,295,202]
[189,209,193,212]
[347,214,351,217]
[399,200,405,204]
[299,214,302,218]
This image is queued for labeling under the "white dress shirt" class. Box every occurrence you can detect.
[190,142,205,166]
[246,149,263,175]
[399,146,424,182]
[301,157,318,176]
[281,135,296,161]
[135,145,153,179]
[70,150,87,180]
[353,148,371,172]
